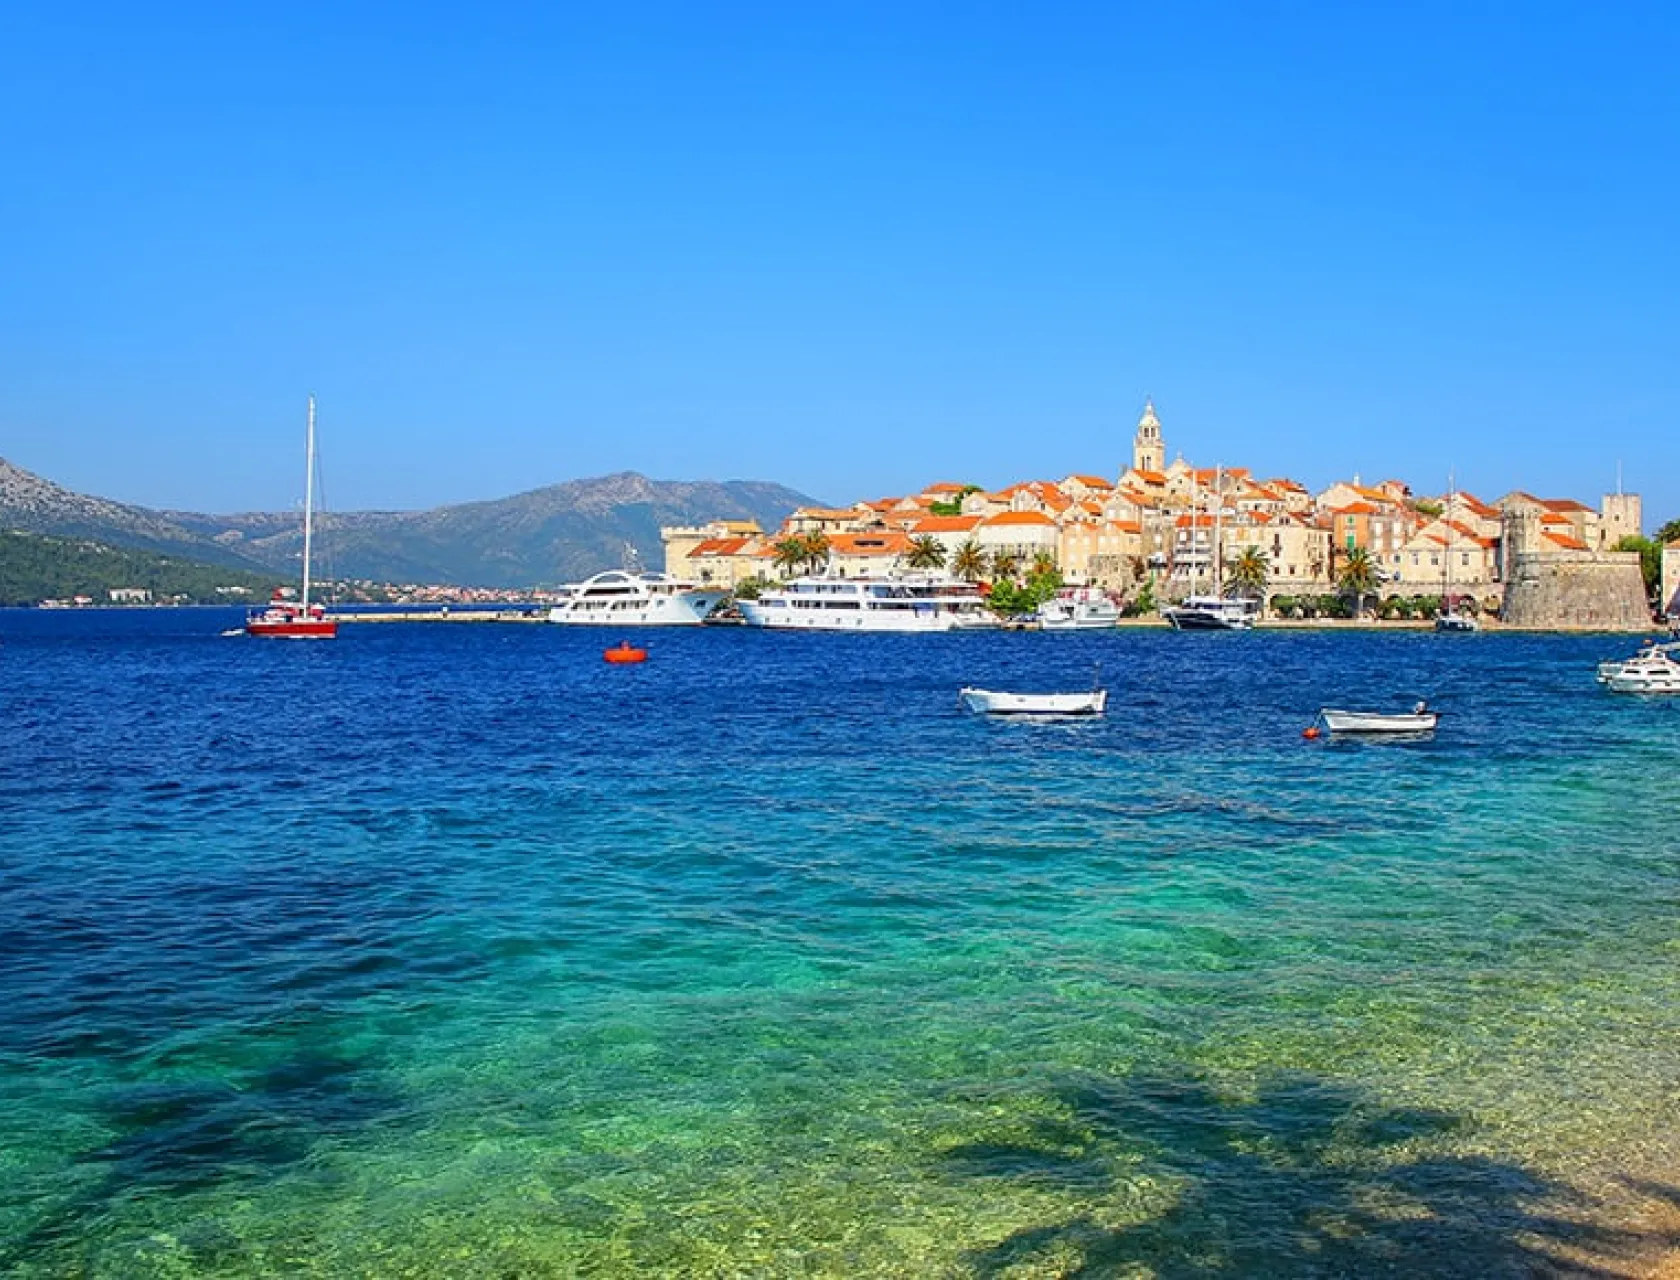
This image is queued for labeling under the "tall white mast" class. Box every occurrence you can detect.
[301,395,316,610]
[1212,464,1223,597]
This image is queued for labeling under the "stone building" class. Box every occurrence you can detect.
[1499,500,1649,631]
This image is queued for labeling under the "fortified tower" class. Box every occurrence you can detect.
[1599,491,1642,550]
[1132,399,1165,475]
[1500,496,1649,630]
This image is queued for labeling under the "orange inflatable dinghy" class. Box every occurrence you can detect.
[604,641,647,664]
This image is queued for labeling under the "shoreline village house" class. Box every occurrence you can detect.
[660,400,1649,617]
[976,510,1059,563]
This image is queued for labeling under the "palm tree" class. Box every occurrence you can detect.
[799,532,831,575]
[951,539,987,583]
[1227,546,1269,600]
[1029,551,1058,580]
[771,536,807,579]
[1337,546,1379,617]
[906,535,947,571]
[989,550,1021,584]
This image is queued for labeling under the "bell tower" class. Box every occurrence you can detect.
[1132,399,1165,475]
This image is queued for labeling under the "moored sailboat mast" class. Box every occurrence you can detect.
[302,394,317,612]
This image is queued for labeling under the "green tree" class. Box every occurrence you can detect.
[951,539,988,583]
[1130,577,1157,616]
[905,535,947,571]
[1655,517,1680,545]
[1227,546,1269,600]
[1613,535,1661,597]
[928,485,982,517]
[799,532,831,575]
[771,536,807,578]
[1337,547,1380,617]
[989,550,1021,583]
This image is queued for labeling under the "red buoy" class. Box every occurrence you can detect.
[604,641,647,664]
[1302,726,1322,740]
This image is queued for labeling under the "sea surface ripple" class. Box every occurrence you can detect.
[2,610,1678,1276]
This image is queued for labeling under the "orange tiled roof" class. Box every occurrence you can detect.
[922,482,968,494]
[1542,498,1594,513]
[982,511,1057,528]
[1133,469,1167,485]
[1068,474,1113,488]
[827,532,912,556]
[1332,501,1380,515]
[691,537,749,556]
[1542,531,1589,551]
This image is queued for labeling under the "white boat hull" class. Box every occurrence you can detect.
[1321,709,1439,734]
[548,593,724,626]
[960,688,1108,716]
[739,606,992,631]
[1164,596,1259,631]
[1605,654,1680,694]
[1036,592,1122,630]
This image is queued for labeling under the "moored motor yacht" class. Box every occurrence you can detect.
[1036,587,1122,630]
[1604,648,1680,695]
[1597,640,1679,683]
[738,575,999,632]
[1163,595,1259,631]
[547,571,726,626]
[1434,610,1479,633]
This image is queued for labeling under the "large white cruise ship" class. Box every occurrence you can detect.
[738,575,999,632]
[547,571,727,626]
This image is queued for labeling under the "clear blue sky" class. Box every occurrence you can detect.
[2,2,1676,521]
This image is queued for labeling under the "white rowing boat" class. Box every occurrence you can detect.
[1320,704,1438,734]
[959,687,1108,717]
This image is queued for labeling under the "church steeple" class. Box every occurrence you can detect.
[1132,398,1164,475]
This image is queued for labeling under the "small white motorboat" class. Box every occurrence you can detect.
[960,687,1108,716]
[1598,640,1679,685]
[1604,650,1680,695]
[1434,611,1479,633]
[1320,702,1439,734]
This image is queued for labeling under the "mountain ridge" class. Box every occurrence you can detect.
[0,459,820,588]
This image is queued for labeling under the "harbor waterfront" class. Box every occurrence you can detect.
[4,609,1680,1275]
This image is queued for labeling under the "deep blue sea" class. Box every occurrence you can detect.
[3,609,1679,1277]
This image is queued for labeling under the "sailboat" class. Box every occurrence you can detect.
[1163,465,1258,630]
[243,396,338,639]
[1434,475,1478,633]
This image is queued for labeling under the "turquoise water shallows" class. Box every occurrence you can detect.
[2,611,1679,1276]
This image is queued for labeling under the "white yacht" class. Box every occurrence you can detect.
[1163,595,1259,631]
[547,571,727,626]
[1036,587,1122,630]
[738,575,999,632]
[1603,647,1680,695]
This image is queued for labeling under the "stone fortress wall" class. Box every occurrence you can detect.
[1500,502,1650,631]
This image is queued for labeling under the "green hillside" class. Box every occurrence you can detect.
[0,531,284,606]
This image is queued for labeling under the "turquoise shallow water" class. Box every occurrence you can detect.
[2,610,1679,1276]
